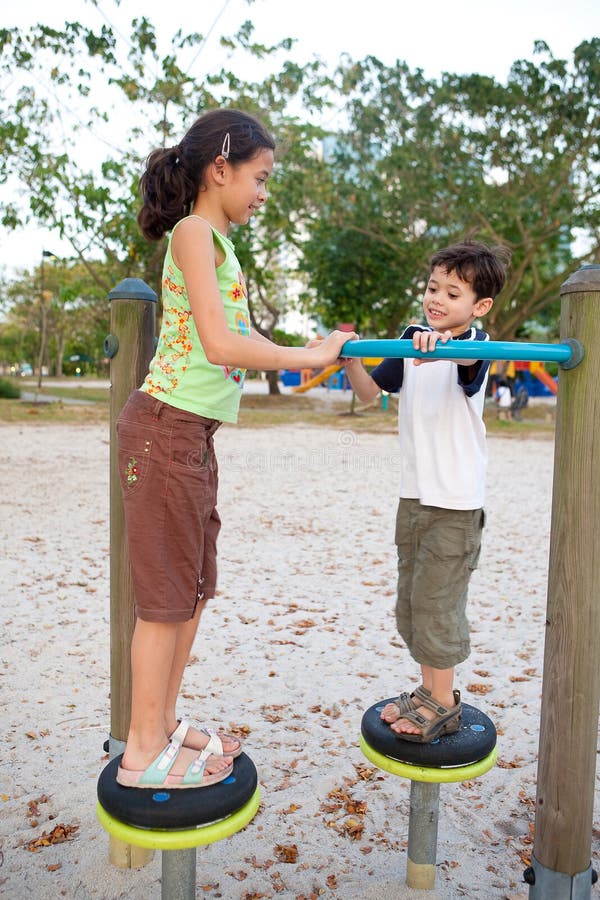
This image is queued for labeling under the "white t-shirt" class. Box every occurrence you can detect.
[496,384,512,408]
[371,326,490,510]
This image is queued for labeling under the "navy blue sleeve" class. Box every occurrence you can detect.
[370,325,430,394]
[371,357,404,393]
[457,329,490,397]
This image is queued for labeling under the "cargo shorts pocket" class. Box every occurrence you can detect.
[467,508,486,572]
[117,425,153,497]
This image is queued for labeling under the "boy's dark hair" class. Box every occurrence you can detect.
[138,109,275,241]
[429,240,511,300]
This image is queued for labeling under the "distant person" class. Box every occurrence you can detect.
[488,360,515,398]
[344,240,510,742]
[511,380,529,421]
[115,108,354,788]
[496,378,513,420]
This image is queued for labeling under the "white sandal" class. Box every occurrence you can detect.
[169,719,242,758]
[116,741,233,789]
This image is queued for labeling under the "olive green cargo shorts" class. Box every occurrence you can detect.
[394,499,485,669]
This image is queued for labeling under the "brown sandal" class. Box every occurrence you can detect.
[383,685,425,720]
[392,689,462,743]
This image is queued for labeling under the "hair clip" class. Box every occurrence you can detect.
[221,132,230,160]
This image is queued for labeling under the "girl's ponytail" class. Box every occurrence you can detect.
[137,145,199,241]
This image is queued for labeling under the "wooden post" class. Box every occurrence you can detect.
[529,265,600,897]
[106,278,156,870]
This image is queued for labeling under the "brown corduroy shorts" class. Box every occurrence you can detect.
[116,390,221,623]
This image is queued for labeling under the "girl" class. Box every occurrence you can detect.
[116,108,353,788]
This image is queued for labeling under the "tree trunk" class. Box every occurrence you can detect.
[36,299,48,390]
[55,334,65,378]
[266,370,280,395]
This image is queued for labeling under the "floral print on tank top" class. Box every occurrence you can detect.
[145,266,250,395]
[221,273,250,385]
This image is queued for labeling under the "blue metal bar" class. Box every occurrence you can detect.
[340,338,581,367]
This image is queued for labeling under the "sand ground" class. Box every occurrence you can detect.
[1,419,598,899]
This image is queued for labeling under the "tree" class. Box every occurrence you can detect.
[2,18,598,364]
[0,14,337,390]
[0,316,35,374]
[426,39,600,338]
[0,258,108,378]
[303,42,600,339]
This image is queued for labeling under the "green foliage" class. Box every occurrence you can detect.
[0,258,112,377]
[303,42,600,339]
[271,329,305,347]
[0,377,21,399]
[0,10,333,358]
[0,7,598,355]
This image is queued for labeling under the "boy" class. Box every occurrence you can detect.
[345,240,510,743]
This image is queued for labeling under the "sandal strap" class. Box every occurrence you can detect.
[413,689,461,718]
[399,708,430,728]
[198,727,224,756]
[182,747,211,785]
[394,690,462,740]
[136,741,180,786]
[390,692,417,716]
[170,719,191,747]
[412,685,432,704]
[170,720,225,756]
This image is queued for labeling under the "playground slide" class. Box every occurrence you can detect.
[291,364,342,393]
[530,362,558,395]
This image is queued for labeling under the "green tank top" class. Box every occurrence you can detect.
[140,217,250,422]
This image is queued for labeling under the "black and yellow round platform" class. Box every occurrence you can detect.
[97,752,260,849]
[360,698,497,781]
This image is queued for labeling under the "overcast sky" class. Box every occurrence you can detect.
[2,0,599,272]
[5,0,598,81]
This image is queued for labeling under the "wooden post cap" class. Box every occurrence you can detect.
[560,264,600,295]
[108,278,158,302]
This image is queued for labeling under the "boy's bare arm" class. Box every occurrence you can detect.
[344,358,380,403]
